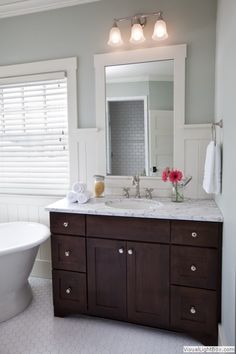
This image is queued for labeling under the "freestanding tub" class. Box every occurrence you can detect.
[0,222,50,323]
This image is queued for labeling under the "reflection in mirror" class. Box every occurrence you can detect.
[105,60,174,177]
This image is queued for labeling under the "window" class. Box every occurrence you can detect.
[0,72,69,196]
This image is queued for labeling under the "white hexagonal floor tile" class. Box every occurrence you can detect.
[0,278,200,354]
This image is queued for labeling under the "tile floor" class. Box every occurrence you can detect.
[0,278,200,354]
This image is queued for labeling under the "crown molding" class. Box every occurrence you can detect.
[0,0,100,19]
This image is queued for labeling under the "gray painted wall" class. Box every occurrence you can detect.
[215,0,236,346]
[0,0,216,127]
[106,81,173,110]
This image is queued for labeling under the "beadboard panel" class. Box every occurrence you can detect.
[183,124,212,199]
[70,129,98,191]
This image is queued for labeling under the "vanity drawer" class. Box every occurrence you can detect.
[171,221,221,248]
[171,246,218,289]
[51,235,86,272]
[52,270,87,314]
[87,215,170,243]
[50,212,85,236]
[171,286,217,335]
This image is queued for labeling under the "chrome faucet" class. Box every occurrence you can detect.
[132,175,141,198]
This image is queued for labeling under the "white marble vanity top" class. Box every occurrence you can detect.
[46,197,223,222]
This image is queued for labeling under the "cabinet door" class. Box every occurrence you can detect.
[87,238,127,320]
[127,242,169,327]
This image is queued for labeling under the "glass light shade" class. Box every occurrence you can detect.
[152,19,168,40]
[129,23,145,44]
[107,25,123,47]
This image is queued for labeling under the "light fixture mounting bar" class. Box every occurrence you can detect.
[114,11,163,24]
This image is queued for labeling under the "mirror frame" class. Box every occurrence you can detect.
[94,44,187,178]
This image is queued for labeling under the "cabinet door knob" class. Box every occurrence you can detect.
[118,248,124,254]
[65,250,70,257]
[128,249,133,255]
[190,306,196,314]
[190,265,197,272]
[191,232,197,238]
[66,287,71,294]
[63,222,69,228]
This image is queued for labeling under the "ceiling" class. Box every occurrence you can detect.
[0,0,100,18]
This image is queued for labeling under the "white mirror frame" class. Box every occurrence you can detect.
[94,44,187,177]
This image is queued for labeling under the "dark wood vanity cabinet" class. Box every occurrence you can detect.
[50,212,222,346]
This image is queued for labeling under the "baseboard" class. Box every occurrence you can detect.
[218,324,227,346]
[31,259,52,279]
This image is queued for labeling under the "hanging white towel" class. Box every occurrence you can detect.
[214,143,221,194]
[77,191,91,204]
[72,181,87,194]
[203,141,221,194]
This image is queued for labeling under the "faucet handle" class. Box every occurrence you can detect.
[122,187,130,198]
[145,188,154,199]
[132,174,140,185]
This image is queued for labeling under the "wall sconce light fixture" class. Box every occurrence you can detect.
[108,11,168,47]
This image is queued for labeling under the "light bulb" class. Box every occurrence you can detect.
[130,23,145,44]
[107,23,123,47]
[152,18,168,41]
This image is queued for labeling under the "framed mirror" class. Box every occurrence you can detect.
[94,44,187,178]
[105,60,174,177]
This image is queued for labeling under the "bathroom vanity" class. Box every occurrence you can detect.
[47,198,223,346]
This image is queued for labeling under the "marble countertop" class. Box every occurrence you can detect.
[46,197,223,222]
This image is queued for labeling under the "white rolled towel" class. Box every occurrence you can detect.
[66,191,78,203]
[77,191,91,204]
[72,181,87,194]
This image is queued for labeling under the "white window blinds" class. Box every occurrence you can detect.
[0,72,69,196]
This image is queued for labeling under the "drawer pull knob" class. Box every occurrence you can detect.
[65,251,70,257]
[66,287,71,294]
[190,306,196,314]
[191,232,197,238]
[118,248,124,254]
[128,249,133,255]
[191,265,197,272]
[63,222,69,228]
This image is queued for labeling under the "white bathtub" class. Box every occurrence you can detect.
[0,222,50,323]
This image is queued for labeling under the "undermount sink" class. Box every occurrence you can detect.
[105,198,162,211]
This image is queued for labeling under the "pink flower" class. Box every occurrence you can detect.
[169,169,183,184]
[162,168,170,182]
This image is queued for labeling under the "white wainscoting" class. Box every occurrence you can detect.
[70,128,98,190]
[0,124,212,279]
[183,124,212,199]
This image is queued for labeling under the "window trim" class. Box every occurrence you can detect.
[0,57,78,195]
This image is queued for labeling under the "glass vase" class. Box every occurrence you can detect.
[172,184,184,202]
[94,175,105,198]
